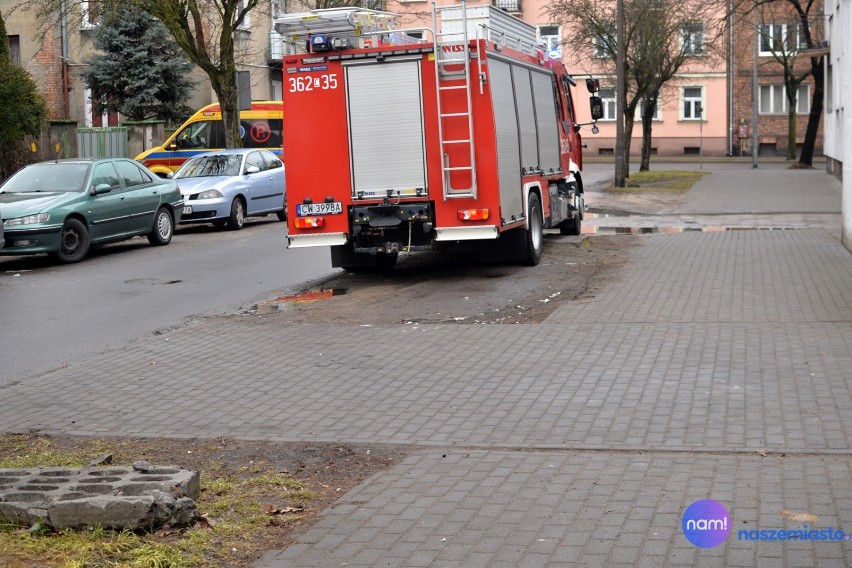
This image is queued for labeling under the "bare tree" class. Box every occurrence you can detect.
[134,0,262,149]
[548,0,725,171]
[755,6,812,159]
[731,0,824,166]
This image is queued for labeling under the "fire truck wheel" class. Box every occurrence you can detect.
[559,214,581,236]
[525,192,543,266]
[227,198,246,230]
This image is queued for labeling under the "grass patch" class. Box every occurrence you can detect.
[0,434,317,567]
[604,170,709,193]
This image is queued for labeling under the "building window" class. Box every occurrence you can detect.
[759,23,807,55]
[493,0,521,12]
[637,97,661,121]
[593,32,611,59]
[236,0,252,30]
[682,86,703,120]
[8,35,20,66]
[82,0,100,27]
[599,87,617,120]
[682,21,704,55]
[537,25,561,59]
[759,84,811,114]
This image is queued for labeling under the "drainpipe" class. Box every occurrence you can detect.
[728,0,734,156]
[60,0,70,118]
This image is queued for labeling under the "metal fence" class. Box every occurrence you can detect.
[77,127,129,158]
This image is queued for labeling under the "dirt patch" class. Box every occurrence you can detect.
[262,234,636,325]
[0,434,407,567]
[586,190,686,215]
[2,235,638,566]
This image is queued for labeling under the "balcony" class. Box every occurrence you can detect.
[269,31,284,62]
[493,0,521,13]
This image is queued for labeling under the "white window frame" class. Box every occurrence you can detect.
[81,0,100,28]
[236,0,252,30]
[592,34,610,59]
[759,23,807,56]
[537,25,561,59]
[599,87,617,121]
[681,86,704,120]
[681,21,705,56]
[637,98,662,121]
[759,84,811,115]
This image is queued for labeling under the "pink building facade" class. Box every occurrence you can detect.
[387,0,731,157]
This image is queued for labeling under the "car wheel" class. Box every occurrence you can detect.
[51,218,90,264]
[276,207,287,222]
[147,207,174,246]
[524,192,543,266]
[227,198,245,230]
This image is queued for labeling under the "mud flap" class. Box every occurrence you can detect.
[331,243,398,270]
[331,243,377,269]
[478,226,529,263]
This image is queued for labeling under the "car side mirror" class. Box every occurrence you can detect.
[245,165,261,175]
[167,142,178,151]
[590,96,604,121]
[166,172,174,179]
[93,183,113,195]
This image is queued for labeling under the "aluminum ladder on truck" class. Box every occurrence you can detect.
[433,3,477,199]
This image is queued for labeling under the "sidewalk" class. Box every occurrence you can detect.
[1,165,849,566]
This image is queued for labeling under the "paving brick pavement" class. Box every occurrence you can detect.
[1,165,849,566]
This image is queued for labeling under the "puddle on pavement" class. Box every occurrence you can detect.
[272,289,347,304]
[582,226,799,235]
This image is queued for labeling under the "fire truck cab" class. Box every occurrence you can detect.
[275,4,602,269]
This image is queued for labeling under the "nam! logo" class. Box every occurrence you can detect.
[682,499,732,548]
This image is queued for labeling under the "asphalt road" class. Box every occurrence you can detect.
[0,218,334,385]
[0,161,761,387]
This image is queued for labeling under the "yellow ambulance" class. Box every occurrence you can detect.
[135,101,283,177]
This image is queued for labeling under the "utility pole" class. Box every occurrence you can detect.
[615,0,626,187]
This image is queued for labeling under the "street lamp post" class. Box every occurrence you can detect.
[698,104,704,170]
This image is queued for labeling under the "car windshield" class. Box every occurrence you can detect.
[0,163,91,193]
[175,155,242,178]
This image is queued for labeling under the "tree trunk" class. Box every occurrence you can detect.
[217,79,242,149]
[799,57,824,166]
[639,99,656,171]
[623,109,636,179]
[786,108,797,160]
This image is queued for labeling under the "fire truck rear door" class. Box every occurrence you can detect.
[345,59,427,198]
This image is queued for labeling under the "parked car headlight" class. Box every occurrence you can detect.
[197,189,224,200]
[4,213,50,226]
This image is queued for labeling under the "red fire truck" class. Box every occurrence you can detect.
[275,5,602,269]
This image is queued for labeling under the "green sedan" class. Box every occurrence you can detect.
[0,158,184,263]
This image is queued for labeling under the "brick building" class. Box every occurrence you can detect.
[0,0,285,127]
[730,1,825,158]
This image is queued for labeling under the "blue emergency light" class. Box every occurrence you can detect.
[311,34,330,51]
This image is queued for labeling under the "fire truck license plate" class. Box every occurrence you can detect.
[297,202,343,216]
